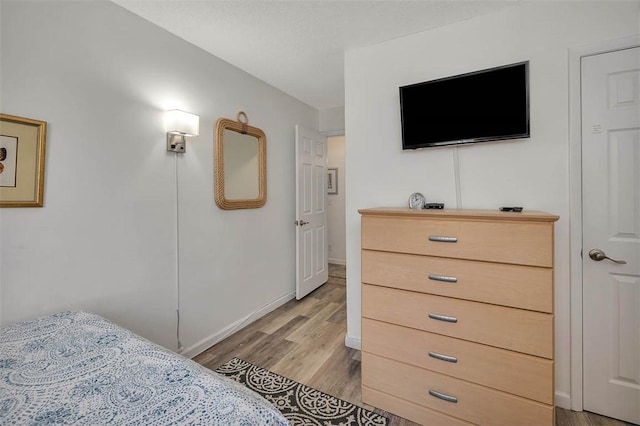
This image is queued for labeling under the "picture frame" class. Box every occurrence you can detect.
[0,114,47,207]
[327,167,338,195]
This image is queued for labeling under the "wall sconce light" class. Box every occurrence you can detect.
[165,109,199,153]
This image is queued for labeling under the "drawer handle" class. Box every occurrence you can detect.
[428,274,458,283]
[428,235,458,243]
[429,389,458,403]
[428,351,458,363]
[428,313,458,323]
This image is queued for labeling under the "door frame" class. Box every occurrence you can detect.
[568,35,640,412]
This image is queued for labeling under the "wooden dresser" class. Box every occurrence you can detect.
[360,208,559,426]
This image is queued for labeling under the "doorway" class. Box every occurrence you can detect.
[327,135,346,285]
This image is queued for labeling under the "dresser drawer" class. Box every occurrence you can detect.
[362,250,553,312]
[362,284,553,358]
[362,318,553,404]
[363,352,553,426]
[362,386,474,426]
[361,216,554,267]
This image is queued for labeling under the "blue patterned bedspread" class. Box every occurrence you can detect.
[0,311,288,425]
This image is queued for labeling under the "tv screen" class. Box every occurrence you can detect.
[400,61,530,149]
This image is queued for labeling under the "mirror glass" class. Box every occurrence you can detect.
[214,114,266,210]
[223,129,259,199]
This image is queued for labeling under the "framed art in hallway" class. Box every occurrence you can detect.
[0,114,47,207]
[327,167,338,194]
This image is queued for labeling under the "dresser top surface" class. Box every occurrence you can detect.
[358,207,559,222]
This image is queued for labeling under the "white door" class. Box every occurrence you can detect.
[582,46,640,424]
[295,125,328,299]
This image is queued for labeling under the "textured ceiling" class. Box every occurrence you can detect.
[113,1,518,110]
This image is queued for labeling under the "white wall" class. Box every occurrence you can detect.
[344,1,639,408]
[0,1,317,354]
[327,136,346,265]
[319,106,346,136]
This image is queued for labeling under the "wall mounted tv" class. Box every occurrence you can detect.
[400,61,530,149]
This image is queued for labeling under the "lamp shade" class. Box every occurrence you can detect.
[165,110,199,136]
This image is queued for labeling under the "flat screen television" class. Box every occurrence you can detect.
[400,61,530,149]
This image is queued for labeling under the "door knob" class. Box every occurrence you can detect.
[588,249,627,264]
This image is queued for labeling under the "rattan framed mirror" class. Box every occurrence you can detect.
[214,112,266,210]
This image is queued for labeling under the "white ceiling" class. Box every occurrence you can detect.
[113,1,519,110]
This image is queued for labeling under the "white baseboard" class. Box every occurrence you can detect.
[345,334,361,350]
[555,391,571,409]
[329,258,346,266]
[180,291,295,359]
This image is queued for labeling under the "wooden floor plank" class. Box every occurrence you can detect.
[193,325,266,368]
[285,302,342,343]
[237,317,306,370]
[195,266,631,426]
[254,310,299,334]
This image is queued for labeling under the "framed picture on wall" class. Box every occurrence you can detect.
[327,167,338,195]
[0,114,47,207]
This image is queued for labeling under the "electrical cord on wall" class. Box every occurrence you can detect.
[453,146,462,208]
[174,152,184,353]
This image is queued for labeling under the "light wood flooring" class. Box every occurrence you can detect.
[194,266,633,426]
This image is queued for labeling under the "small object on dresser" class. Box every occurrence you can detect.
[408,192,425,209]
[500,206,523,212]
[424,202,445,209]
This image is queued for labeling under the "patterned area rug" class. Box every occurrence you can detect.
[216,358,388,426]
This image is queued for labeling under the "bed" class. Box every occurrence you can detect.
[0,311,288,425]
